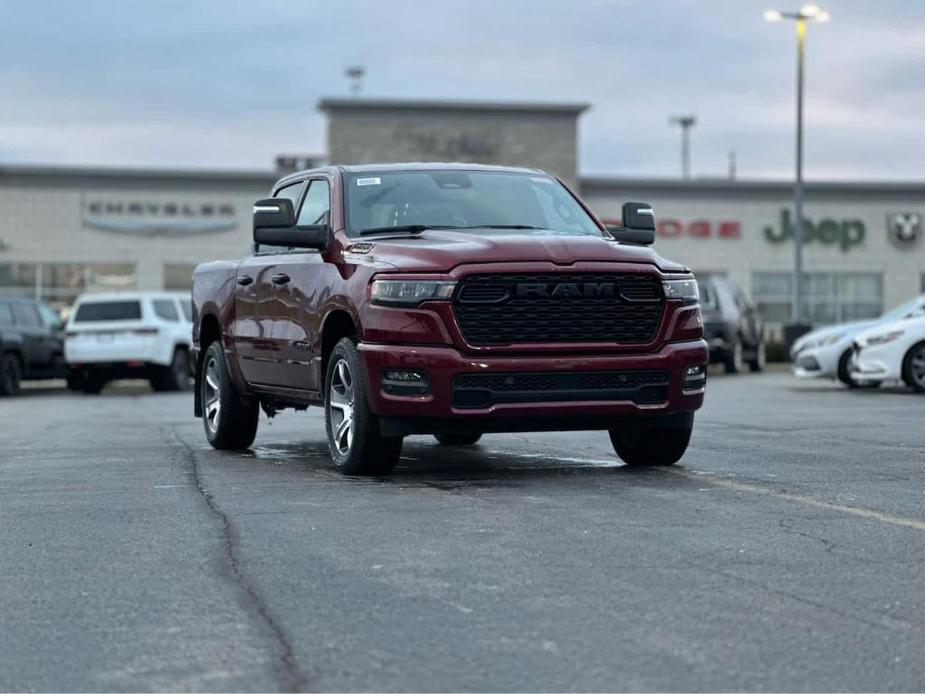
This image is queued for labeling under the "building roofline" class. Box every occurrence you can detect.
[0,163,279,186]
[579,175,925,195]
[317,97,591,115]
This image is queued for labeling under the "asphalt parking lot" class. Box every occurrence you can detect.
[2,370,924,692]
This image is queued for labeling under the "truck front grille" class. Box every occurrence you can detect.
[453,369,670,409]
[452,273,665,345]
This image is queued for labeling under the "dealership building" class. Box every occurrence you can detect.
[1,97,923,334]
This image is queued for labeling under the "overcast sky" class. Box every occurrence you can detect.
[1,0,923,180]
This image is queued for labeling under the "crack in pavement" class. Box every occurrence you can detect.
[169,427,309,692]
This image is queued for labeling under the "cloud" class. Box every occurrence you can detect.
[0,0,922,180]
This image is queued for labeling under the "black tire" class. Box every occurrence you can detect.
[609,423,693,467]
[901,341,925,392]
[748,342,766,372]
[81,375,105,395]
[723,338,744,374]
[151,348,191,392]
[0,353,22,396]
[837,350,881,389]
[434,433,482,446]
[324,338,402,475]
[201,341,259,450]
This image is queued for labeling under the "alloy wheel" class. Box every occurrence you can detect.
[328,358,355,456]
[203,356,221,436]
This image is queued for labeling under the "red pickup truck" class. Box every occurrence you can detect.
[192,163,706,475]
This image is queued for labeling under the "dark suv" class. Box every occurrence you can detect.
[0,297,67,395]
[699,276,765,373]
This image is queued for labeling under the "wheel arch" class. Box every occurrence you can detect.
[320,309,358,390]
[194,312,222,417]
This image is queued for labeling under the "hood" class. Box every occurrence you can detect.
[347,229,688,274]
[798,319,876,344]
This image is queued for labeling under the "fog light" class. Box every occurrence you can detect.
[682,363,707,392]
[382,369,430,396]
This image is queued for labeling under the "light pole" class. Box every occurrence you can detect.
[765,4,829,327]
[669,115,696,179]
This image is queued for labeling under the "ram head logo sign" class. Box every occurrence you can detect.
[887,212,922,248]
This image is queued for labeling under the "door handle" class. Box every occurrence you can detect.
[237,275,254,286]
[271,273,291,285]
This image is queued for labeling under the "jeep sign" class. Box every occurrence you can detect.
[763,209,865,251]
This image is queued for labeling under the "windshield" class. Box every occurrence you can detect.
[344,170,603,237]
[881,294,925,322]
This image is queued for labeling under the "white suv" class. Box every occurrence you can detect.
[65,292,192,394]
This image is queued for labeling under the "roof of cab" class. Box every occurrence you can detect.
[272,162,548,191]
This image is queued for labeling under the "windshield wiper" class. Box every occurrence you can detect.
[471,224,543,230]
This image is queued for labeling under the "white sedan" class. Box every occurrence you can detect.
[790,294,925,387]
[850,314,925,392]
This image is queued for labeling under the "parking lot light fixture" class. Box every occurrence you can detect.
[764,5,830,332]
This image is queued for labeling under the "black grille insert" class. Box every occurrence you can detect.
[453,369,670,409]
[453,273,665,345]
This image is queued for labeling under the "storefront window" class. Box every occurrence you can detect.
[163,264,197,291]
[0,262,136,310]
[752,272,882,326]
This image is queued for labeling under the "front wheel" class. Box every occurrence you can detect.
[609,422,693,467]
[0,353,22,396]
[325,338,402,475]
[901,341,925,392]
[434,433,482,446]
[201,341,259,450]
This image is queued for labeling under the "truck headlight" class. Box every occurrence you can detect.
[662,278,699,302]
[370,279,457,306]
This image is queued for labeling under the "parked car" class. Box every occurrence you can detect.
[790,293,925,387]
[698,276,765,373]
[849,313,925,392]
[192,163,708,475]
[0,297,67,395]
[65,292,193,394]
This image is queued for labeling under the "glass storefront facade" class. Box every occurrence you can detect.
[0,262,136,309]
[752,272,883,325]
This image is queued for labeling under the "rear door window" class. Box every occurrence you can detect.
[73,301,142,322]
[13,302,41,327]
[152,299,179,322]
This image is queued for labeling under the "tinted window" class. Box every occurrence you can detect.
[13,302,41,327]
[0,301,13,325]
[180,301,193,322]
[258,182,305,254]
[152,299,179,322]
[297,180,331,225]
[344,170,601,238]
[73,301,142,322]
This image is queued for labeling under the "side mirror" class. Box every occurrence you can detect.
[606,202,656,245]
[253,198,329,250]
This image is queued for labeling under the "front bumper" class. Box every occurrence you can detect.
[358,339,707,435]
[791,343,842,379]
[849,344,901,381]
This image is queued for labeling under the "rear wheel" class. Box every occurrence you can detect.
[901,341,925,392]
[325,338,402,475]
[0,353,22,396]
[609,422,693,467]
[748,342,766,372]
[151,349,191,392]
[201,341,258,450]
[724,339,744,374]
[434,433,482,446]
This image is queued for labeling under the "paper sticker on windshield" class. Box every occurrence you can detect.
[356,177,381,186]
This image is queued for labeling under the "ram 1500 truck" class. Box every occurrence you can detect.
[192,163,706,475]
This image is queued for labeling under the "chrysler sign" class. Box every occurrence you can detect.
[83,197,238,236]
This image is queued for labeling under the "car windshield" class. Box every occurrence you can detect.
[881,294,925,322]
[73,300,142,322]
[343,170,603,238]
